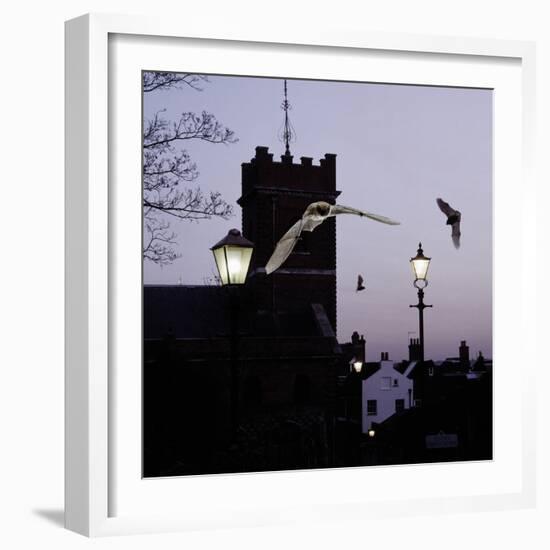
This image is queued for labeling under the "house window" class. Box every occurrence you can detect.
[367,400,377,416]
[393,379,399,387]
[380,377,391,390]
[395,399,405,413]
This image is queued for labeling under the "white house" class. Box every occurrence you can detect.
[361,352,415,433]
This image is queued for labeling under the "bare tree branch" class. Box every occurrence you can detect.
[143,72,237,265]
[144,111,236,149]
[143,73,209,93]
[144,190,233,221]
[143,218,180,266]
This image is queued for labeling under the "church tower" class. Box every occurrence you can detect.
[238,146,340,331]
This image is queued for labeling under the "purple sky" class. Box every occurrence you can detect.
[143,74,492,363]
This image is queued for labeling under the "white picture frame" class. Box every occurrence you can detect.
[65,13,537,537]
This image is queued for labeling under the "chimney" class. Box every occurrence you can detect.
[459,340,470,370]
[349,331,366,362]
[409,338,422,362]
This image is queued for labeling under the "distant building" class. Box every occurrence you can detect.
[357,339,492,466]
[472,350,492,372]
[360,352,415,433]
[364,361,492,465]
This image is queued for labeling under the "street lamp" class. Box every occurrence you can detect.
[410,242,431,284]
[352,360,363,373]
[211,228,254,285]
[409,243,432,361]
[211,229,254,435]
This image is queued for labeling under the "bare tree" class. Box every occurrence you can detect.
[143,72,236,265]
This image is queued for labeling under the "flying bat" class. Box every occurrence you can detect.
[356,274,366,292]
[265,201,400,275]
[436,198,461,249]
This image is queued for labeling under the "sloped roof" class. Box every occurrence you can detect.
[393,359,436,379]
[393,361,409,375]
[144,285,231,339]
[360,362,381,380]
[362,360,422,380]
[403,361,419,378]
[143,285,329,340]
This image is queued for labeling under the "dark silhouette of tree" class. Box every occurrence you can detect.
[143,72,236,265]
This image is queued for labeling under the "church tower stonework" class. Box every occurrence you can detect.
[238,146,340,332]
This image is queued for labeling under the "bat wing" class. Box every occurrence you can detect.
[451,221,461,249]
[330,204,400,225]
[436,197,458,217]
[265,219,304,275]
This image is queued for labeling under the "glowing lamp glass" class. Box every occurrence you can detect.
[211,229,254,286]
[410,243,431,282]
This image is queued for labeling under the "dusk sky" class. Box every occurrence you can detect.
[143,74,492,363]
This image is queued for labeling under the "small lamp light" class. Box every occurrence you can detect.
[353,360,363,373]
[211,229,254,286]
[368,429,376,437]
[410,242,431,287]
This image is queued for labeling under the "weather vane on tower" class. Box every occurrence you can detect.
[279,79,296,156]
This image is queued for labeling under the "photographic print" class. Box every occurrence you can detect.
[142,72,492,477]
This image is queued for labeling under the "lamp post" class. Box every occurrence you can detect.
[211,229,254,435]
[409,243,432,362]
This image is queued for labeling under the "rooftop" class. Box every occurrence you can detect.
[144,284,335,341]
